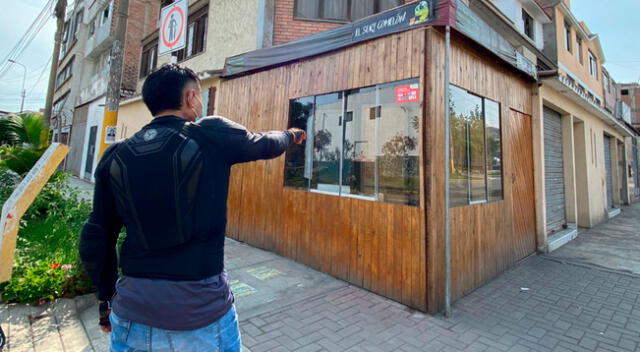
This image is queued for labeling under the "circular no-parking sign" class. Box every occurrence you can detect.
[158,0,188,56]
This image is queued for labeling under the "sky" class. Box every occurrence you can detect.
[0,0,56,113]
[0,0,638,113]
[571,0,640,85]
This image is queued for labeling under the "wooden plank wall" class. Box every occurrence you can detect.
[426,29,535,312]
[217,28,428,310]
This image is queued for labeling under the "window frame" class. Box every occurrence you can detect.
[576,36,583,64]
[73,10,84,42]
[52,91,70,117]
[55,58,75,89]
[564,21,572,53]
[172,6,208,62]
[448,84,504,207]
[293,0,403,23]
[283,78,422,207]
[588,50,598,79]
[139,39,158,78]
[522,9,534,41]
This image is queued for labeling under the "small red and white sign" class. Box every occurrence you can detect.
[395,84,420,104]
[158,0,188,56]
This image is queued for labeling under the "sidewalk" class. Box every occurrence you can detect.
[3,237,640,352]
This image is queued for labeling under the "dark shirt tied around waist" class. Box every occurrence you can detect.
[111,272,233,331]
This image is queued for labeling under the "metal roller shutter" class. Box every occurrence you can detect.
[544,107,567,234]
[604,135,614,209]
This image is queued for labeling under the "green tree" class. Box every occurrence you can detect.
[0,113,51,174]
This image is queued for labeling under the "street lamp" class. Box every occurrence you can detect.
[8,59,27,113]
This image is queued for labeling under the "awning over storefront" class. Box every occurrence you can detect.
[222,0,538,79]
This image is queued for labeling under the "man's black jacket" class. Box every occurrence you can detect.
[79,115,293,301]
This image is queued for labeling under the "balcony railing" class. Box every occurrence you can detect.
[85,16,113,58]
[616,101,632,125]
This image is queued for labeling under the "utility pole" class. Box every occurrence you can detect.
[8,60,26,113]
[98,0,130,159]
[43,0,67,128]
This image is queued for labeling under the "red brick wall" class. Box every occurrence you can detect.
[122,0,160,92]
[274,0,417,45]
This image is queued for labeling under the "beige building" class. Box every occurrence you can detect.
[117,0,275,138]
[532,0,636,251]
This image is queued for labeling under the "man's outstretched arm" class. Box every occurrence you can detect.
[197,116,305,164]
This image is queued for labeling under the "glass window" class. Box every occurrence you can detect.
[73,10,83,41]
[343,86,376,198]
[173,8,207,61]
[311,93,343,193]
[564,22,572,52]
[140,40,158,78]
[588,50,598,78]
[284,78,421,206]
[449,85,503,206]
[377,81,421,205]
[485,99,502,201]
[576,37,583,64]
[522,9,534,40]
[284,96,315,189]
[294,0,402,22]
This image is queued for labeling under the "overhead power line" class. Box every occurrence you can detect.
[0,0,56,80]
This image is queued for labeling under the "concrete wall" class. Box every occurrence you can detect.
[151,0,261,73]
[539,85,625,229]
[117,98,153,140]
[492,0,546,49]
[553,7,604,102]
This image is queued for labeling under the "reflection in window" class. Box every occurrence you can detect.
[449,85,503,206]
[284,79,420,206]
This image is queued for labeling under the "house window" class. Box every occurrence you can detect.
[576,37,583,64]
[173,7,207,61]
[102,4,111,25]
[55,58,74,88]
[522,9,534,40]
[73,10,84,41]
[449,85,503,206]
[294,0,403,23]
[89,19,95,36]
[60,21,71,58]
[603,74,610,93]
[622,89,629,95]
[140,40,158,78]
[284,78,421,206]
[52,92,69,117]
[564,22,572,52]
[588,50,597,78]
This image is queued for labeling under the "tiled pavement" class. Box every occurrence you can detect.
[239,256,640,352]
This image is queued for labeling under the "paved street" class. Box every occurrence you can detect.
[2,202,640,351]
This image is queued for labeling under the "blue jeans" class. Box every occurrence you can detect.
[110,305,241,352]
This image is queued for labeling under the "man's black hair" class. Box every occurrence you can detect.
[142,64,200,116]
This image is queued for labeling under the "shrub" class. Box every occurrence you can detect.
[0,171,94,304]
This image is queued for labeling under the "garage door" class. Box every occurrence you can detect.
[604,135,614,209]
[544,107,566,234]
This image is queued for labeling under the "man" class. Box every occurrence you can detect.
[79,64,305,351]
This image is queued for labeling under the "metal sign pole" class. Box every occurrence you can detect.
[444,25,452,318]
